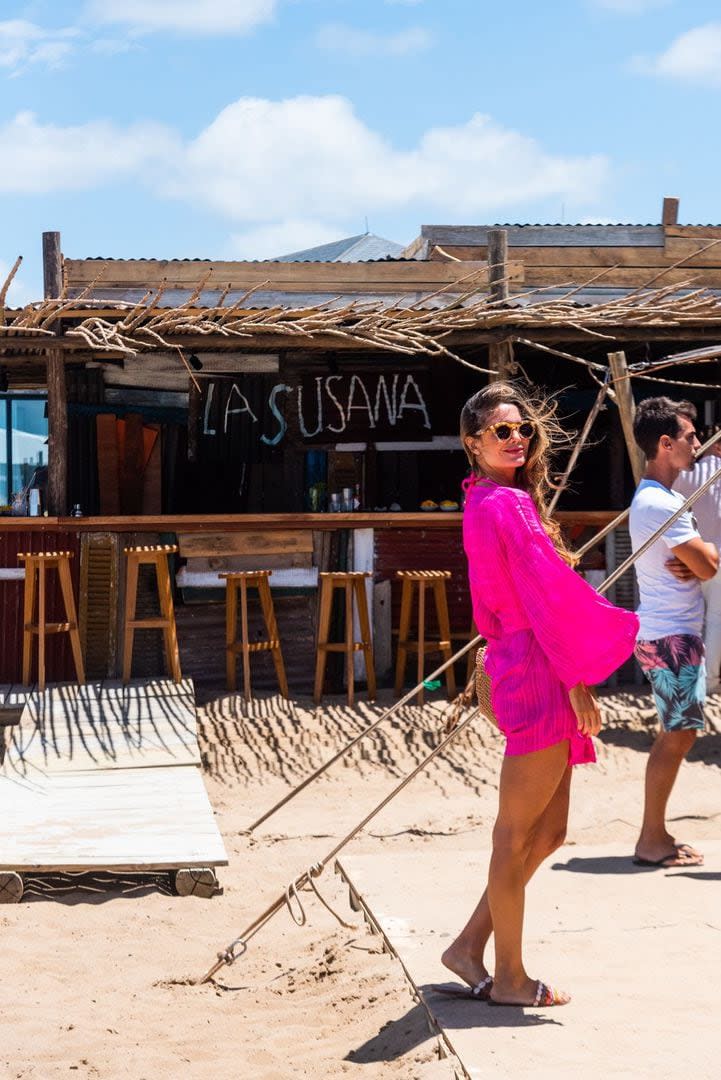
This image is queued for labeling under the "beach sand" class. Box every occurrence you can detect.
[1,688,719,1079]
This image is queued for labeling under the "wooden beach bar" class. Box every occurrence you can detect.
[2,205,720,693]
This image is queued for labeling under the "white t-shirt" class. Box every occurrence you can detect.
[629,478,703,640]
[673,455,721,548]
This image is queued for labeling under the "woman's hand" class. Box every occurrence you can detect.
[568,682,602,737]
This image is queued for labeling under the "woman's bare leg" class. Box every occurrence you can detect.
[488,741,572,1003]
[442,753,571,989]
[442,761,571,988]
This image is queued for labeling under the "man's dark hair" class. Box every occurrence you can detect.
[633,396,697,459]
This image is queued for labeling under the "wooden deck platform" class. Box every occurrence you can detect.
[336,845,720,1079]
[0,679,227,882]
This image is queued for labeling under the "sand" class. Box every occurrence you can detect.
[1,687,719,1079]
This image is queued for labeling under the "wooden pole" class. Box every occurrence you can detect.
[46,346,68,514]
[487,229,516,381]
[662,197,679,227]
[43,231,68,515]
[608,350,645,485]
[42,231,63,299]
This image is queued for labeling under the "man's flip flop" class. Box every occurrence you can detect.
[633,850,704,868]
[430,975,493,1001]
[489,980,569,1008]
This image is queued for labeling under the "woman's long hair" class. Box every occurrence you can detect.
[460,381,576,564]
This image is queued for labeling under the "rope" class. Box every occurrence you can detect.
[197,707,480,984]
[198,441,721,985]
[246,633,481,832]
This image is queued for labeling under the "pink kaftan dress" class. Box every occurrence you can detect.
[463,479,639,764]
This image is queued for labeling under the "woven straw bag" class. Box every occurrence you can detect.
[475,644,498,727]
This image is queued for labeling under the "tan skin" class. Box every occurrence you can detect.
[635,415,719,867]
[441,403,601,1006]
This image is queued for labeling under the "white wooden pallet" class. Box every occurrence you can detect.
[0,679,226,893]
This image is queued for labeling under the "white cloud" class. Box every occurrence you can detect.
[634,22,721,86]
[0,111,178,194]
[0,96,609,260]
[316,23,432,57]
[84,0,278,36]
[592,0,670,11]
[0,19,78,74]
[229,220,347,260]
[167,96,608,229]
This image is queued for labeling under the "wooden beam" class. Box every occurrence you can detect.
[487,229,509,303]
[608,350,645,485]
[487,230,516,382]
[62,257,523,292]
[46,346,68,515]
[42,232,63,300]
[662,197,679,226]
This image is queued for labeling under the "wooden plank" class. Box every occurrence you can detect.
[0,766,227,870]
[96,414,121,515]
[63,257,523,291]
[520,265,721,287]
[420,224,665,247]
[119,414,145,516]
[186,552,313,573]
[430,244,674,267]
[122,352,280,375]
[662,197,679,226]
[2,683,200,773]
[663,236,721,265]
[177,530,314,558]
[141,428,162,515]
[664,225,721,239]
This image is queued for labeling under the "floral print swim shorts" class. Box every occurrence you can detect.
[634,634,706,732]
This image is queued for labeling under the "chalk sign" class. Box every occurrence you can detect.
[199,371,433,446]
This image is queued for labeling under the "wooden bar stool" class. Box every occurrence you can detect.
[219,570,288,700]
[122,544,181,683]
[395,570,456,704]
[314,571,376,706]
[17,550,85,691]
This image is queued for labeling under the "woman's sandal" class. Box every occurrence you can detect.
[489,980,569,1007]
[431,975,494,1001]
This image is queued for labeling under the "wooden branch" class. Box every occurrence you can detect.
[608,350,645,485]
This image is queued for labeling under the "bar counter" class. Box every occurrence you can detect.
[0,510,619,688]
[0,510,618,532]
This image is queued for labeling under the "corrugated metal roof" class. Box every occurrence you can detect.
[65,284,721,312]
[273,232,404,262]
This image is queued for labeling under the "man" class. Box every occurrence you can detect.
[629,397,719,868]
[674,437,721,693]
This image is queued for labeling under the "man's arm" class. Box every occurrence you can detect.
[670,538,719,581]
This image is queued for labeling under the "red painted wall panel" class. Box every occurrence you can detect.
[373,526,472,639]
[0,530,81,683]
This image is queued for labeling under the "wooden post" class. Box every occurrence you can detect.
[608,350,645,485]
[43,231,68,515]
[662,197,679,227]
[46,346,68,514]
[42,231,63,299]
[486,229,516,381]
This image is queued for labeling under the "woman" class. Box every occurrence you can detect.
[441,382,638,1007]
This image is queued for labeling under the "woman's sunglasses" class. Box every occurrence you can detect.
[480,420,536,442]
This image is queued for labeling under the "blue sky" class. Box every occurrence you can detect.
[2,0,721,302]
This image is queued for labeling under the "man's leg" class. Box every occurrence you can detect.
[636,729,700,864]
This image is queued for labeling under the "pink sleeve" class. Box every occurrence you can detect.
[494,491,638,688]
